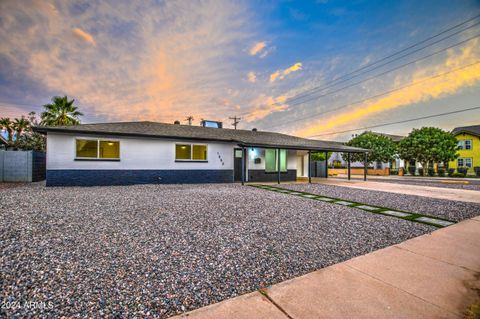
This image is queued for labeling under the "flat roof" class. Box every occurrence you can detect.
[34,121,368,153]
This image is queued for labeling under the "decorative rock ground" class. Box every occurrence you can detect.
[1,183,435,318]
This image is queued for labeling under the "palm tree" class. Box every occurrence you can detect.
[13,116,31,145]
[40,96,83,126]
[0,117,14,145]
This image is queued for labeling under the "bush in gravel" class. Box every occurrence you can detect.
[457,167,468,177]
[408,166,416,176]
[427,168,435,176]
[452,172,465,178]
[390,169,398,175]
[418,168,424,176]
[437,168,446,177]
[448,168,455,177]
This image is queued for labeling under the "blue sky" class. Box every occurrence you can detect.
[0,0,479,141]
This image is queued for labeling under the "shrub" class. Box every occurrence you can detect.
[437,168,445,177]
[418,168,424,176]
[447,168,455,177]
[427,168,435,176]
[408,166,416,176]
[390,169,399,175]
[452,172,465,178]
[474,167,480,177]
[457,167,468,177]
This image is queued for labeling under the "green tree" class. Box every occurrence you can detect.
[13,116,31,145]
[343,132,397,165]
[311,151,332,161]
[398,127,458,176]
[0,117,14,145]
[16,132,46,151]
[40,96,83,126]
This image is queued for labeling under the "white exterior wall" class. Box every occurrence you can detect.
[47,133,235,170]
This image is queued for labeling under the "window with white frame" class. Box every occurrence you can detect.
[76,139,120,159]
[457,140,472,150]
[175,144,207,161]
[457,158,472,168]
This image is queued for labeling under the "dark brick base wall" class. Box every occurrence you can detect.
[47,169,234,186]
[248,169,297,182]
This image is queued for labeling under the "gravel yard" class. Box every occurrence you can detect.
[363,178,480,191]
[281,183,480,221]
[1,183,434,318]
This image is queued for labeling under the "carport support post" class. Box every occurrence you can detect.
[324,151,328,178]
[277,148,281,184]
[364,152,368,181]
[241,146,245,185]
[308,150,312,183]
[347,152,351,180]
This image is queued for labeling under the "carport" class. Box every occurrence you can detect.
[236,142,368,185]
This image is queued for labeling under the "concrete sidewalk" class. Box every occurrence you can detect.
[313,178,480,203]
[171,217,480,319]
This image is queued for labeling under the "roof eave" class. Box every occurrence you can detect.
[32,126,236,143]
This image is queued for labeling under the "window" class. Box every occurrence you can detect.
[175,144,208,161]
[465,140,472,150]
[457,158,473,168]
[234,149,243,158]
[192,145,207,160]
[458,140,472,150]
[265,149,287,172]
[76,139,120,159]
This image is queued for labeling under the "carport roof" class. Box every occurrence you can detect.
[34,121,368,152]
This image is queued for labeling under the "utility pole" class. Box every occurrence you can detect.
[185,116,194,126]
[229,116,241,130]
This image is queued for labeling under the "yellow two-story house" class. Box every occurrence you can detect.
[449,125,480,175]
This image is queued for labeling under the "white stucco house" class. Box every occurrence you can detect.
[34,121,367,186]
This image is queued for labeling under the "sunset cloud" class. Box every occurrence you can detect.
[0,1,253,123]
[296,39,480,138]
[72,28,96,46]
[247,71,257,83]
[249,41,267,56]
[245,95,288,121]
[270,62,303,82]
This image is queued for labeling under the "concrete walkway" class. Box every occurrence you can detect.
[313,178,480,203]
[171,217,480,318]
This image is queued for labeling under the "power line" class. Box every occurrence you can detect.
[306,106,480,138]
[264,60,480,130]
[280,23,480,107]
[253,32,480,122]
[236,14,480,118]
[281,15,480,104]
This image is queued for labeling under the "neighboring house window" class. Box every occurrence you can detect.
[265,149,287,172]
[175,144,207,161]
[457,140,472,150]
[465,140,472,150]
[457,158,473,168]
[76,139,120,159]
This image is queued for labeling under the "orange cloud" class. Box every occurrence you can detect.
[297,40,480,138]
[249,41,266,56]
[270,62,302,82]
[245,95,288,121]
[72,28,96,46]
[247,71,257,83]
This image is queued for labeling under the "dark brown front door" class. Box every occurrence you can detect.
[234,148,243,182]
